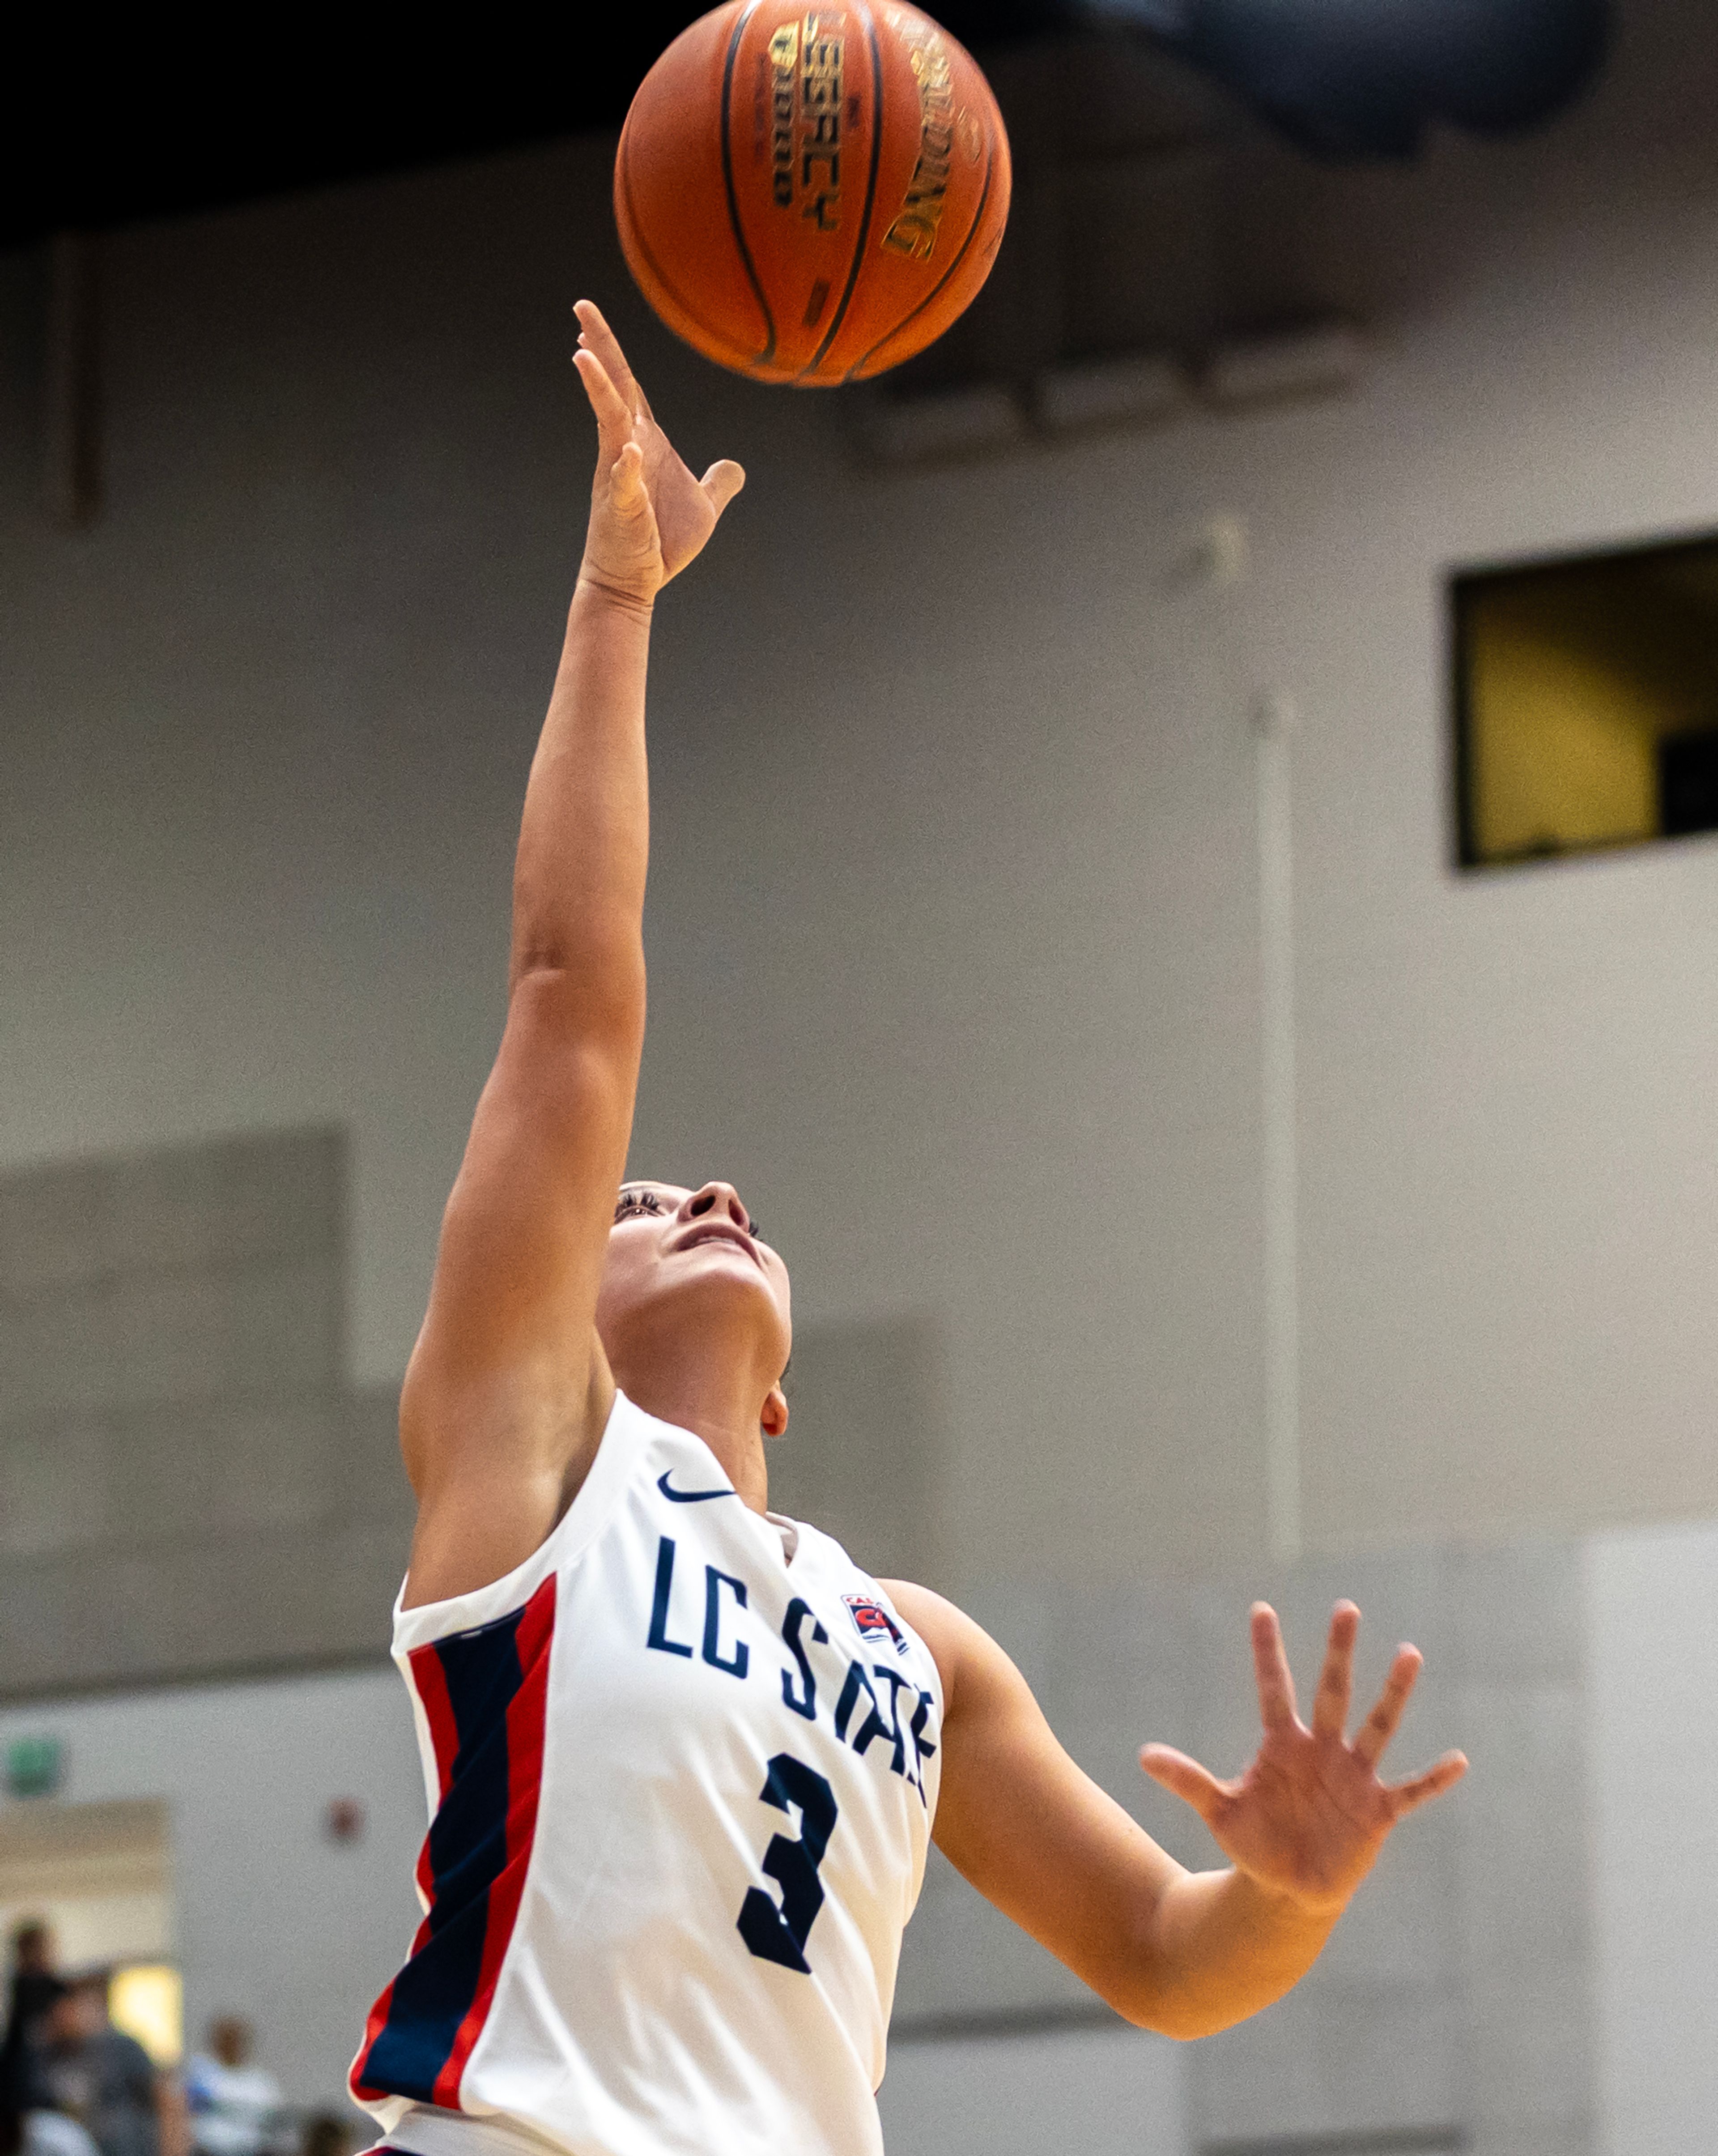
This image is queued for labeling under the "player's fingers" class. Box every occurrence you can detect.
[1352,1644,1423,1768]
[1138,1745,1229,1824]
[1311,1601,1360,1740]
[1385,1750,1468,1817]
[574,349,636,461]
[574,300,642,414]
[701,460,746,516]
[1250,1603,1298,1731]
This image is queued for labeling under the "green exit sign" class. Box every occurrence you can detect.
[5,1737,64,1798]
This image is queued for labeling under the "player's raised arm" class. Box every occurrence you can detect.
[400,302,744,1607]
[889,1585,1467,2038]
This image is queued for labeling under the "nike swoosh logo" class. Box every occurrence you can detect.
[657,1471,737,1504]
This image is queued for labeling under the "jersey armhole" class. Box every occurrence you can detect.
[391,1389,644,1652]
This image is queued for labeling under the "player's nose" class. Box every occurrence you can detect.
[683,1180,755,1233]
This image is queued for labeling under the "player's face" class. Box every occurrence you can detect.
[597,1179,792,1375]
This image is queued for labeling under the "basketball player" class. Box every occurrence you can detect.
[349,302,1467,2156]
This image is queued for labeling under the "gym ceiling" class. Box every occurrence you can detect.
[2,0,1609,251]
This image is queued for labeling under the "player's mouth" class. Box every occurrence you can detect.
[675,1222,763,1267]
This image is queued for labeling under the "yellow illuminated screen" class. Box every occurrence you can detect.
[1454,537,1718,866]
[110,1964,183,2067]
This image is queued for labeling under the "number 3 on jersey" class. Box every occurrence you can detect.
[737,1753,838,1973]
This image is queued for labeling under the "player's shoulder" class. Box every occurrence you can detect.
[875,1577,963,1648]
[875,1578,1020,1724]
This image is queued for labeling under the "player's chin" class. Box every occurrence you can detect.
[672,1242,776,1295]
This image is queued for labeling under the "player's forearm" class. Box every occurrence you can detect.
[1127,1866,1341,2038]
[509,576,654,1001]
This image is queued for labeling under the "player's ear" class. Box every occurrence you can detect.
[761,1384,789,1440]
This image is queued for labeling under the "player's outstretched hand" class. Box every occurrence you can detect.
[1139,1603,1467,1917]
[573,298,745,605]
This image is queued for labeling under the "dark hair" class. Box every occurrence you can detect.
[300,2114,353,2156]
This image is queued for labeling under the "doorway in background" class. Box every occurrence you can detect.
[0,1797,179,2065]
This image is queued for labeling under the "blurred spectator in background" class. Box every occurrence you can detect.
[36,1978,186,2156]
[2,1925,63,2111]
[183,2023,281,2156]
[295,2118,349,2156]
[1,2083,102,2156]
[1,1928,98,2156]
[5,1928,60,2039]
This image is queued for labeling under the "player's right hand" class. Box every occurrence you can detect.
[573,299,745,605]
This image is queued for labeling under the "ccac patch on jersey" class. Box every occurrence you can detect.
[843,1593,909,1657]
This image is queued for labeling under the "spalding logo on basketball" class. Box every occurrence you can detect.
[615,1,1012,384]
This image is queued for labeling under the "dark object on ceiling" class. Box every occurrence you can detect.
[1,0,1611,251]
[1084,0,1612,156]
[1660,726,1718,841]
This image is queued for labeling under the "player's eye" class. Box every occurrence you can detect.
[614,1190,664,1223]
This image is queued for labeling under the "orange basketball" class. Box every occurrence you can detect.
[615,1,1011,385]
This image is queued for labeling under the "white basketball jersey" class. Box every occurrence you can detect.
[350,1390,943,2156]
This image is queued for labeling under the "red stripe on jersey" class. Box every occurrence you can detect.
[413,1637,462,1802]
[429,1573,557,2108]
[409,1632,461,1906]
[348,1974,399,2104]
[350,1632,464,2100]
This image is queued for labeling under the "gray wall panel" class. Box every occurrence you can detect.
[0,1127,402,1696]
[766,1315,945,1587]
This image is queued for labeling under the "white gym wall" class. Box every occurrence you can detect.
[878,2026,1186,2156]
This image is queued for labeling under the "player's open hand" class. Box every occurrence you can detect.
[573,299,745,605]
[1139,1603,1467,1917]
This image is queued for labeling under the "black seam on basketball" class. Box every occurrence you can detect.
[721,0,778,368]
[846,141,995,382]
[619,126,759,371]
[799,1,885,381]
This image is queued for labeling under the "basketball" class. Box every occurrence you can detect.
[614,1,1012,385]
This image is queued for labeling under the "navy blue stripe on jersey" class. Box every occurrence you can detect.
[353,1579,555,2109]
